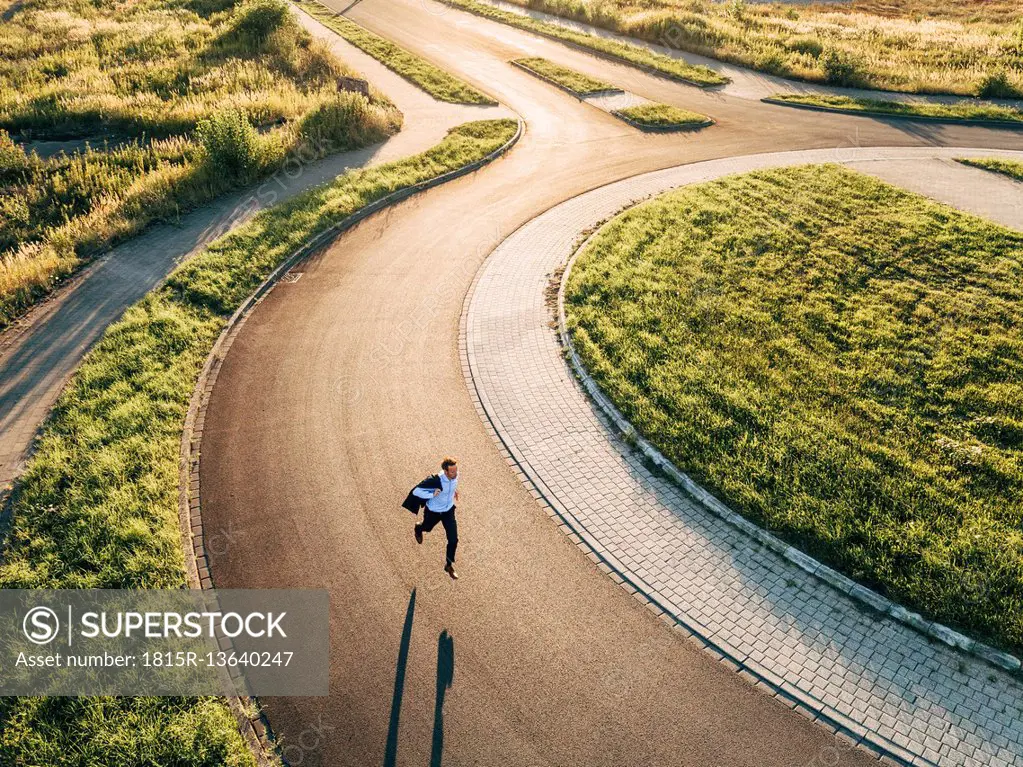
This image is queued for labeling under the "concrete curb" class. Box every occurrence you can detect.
[609,110,714,132]
[177,119,523,765]
[762,97,1023,130]
[439,0,726,90]
[509,59,623,99]
[555,216,1022,678]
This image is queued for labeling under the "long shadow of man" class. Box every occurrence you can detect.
[384,589,416,767]
[430,630,455,767]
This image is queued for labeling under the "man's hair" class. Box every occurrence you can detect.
[441,456,458,470]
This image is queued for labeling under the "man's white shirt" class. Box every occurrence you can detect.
[413,473,457,512]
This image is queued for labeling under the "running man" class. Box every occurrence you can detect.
[411,457,460,579]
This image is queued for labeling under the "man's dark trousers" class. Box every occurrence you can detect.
[417,507,458,564]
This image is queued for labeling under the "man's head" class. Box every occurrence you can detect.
[441,456,458,479]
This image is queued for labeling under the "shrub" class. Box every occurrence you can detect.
[786,35,824,58]
[298,93,388,152]
[726,0,746,22]
[231,0,292,44]
[187,0,239,16]
[0,130,31,182]
[976,69,1022,99]
[822,48,861,87]
[195,108,262,180]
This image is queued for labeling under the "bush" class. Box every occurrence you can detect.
[0,130,32,182]
[298,93,383,152]
[186,0,239,16]
[976,69,1022,98]
[231,0,292,44]
[786,35,824,58]
[195,108,262,180]
[822,48,861,86]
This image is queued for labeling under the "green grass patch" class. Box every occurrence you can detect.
[565,164,1023,655]
[613,102,711,128]
[768,94,1023,124]
[0,0,402,332]
[441,0,726,87]
[958,157,1023,183]
[512,56,617,95]
[293,0,496,104]
[479,0,1023,97]
[0,118,517,764]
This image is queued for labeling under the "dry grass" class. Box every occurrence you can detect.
[500,0,1023,96]
[0,0,401,330]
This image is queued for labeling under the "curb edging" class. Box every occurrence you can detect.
[177,119,523,765]
[439,0,726,90]
[609,110,714,132]
[555,224,1022,677]
[509,59,623,99]
[762,97,1023,130]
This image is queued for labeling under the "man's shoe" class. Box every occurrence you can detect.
[444,563,459,580]
[414,526,423,545]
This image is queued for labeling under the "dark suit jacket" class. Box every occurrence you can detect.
[401,474,443,514]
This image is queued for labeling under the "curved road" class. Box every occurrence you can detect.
[199,0,1023,764]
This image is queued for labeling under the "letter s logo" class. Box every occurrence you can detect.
[23,607,60,645]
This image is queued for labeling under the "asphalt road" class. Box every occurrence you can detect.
[199,1,1023,764]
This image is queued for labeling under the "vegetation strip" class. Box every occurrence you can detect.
[958,157,1023,183]
[511,57,619,96]
[440,0,726,87]
[564,164,1023,657]
[463,0,1021,97]
[0,0,401,332]
[765,94,1023,127]
[0,119,518,765]
[612,103,712,131]
[293,0,496,104]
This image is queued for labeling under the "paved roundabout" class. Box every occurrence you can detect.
[166,0,1023,766]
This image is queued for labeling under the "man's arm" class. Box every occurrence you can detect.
[411,475,442,500]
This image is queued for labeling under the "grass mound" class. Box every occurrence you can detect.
[565,164,1023,654]
[512,57,618,95]
[613,102,711,128]
[768,94,1023,124]
[0,118,518,763]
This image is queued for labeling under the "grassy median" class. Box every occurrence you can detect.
[767,94,1023,125]
[484,0,1022,97]
[512,57,617,95]
[958,157,1023,182]
[442,0,725,87]
[0,118,518,765]
[613,103,711,129]
[293,0,496,104]
[565,164,1023,655]
[0,0,401,332]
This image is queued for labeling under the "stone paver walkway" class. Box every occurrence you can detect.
[0,6,509,493]
[464,146,1023,767]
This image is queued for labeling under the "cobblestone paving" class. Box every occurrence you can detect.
[0,7,508,493]
[464,146,1023,767]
